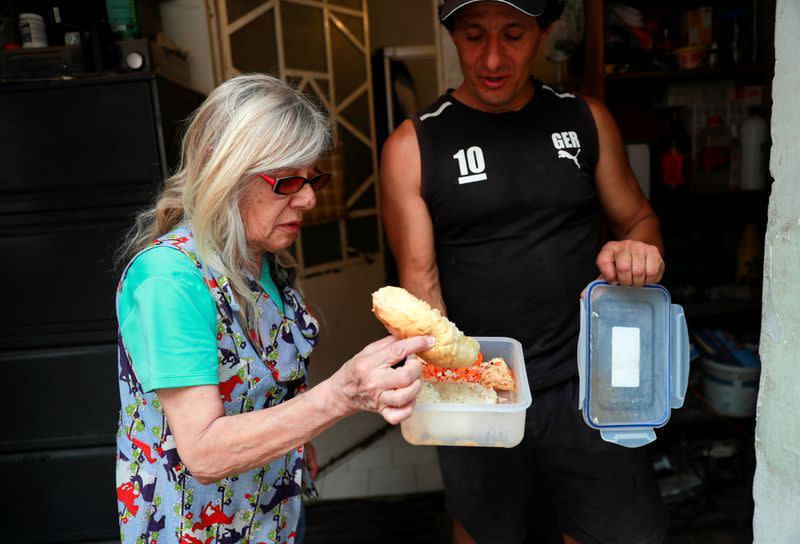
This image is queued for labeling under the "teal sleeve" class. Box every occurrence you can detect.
[260,255,285,314]
[118,247,219,393]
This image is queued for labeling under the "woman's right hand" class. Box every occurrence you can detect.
[329,335,435,424]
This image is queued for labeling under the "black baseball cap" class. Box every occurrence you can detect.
[439,0,549,21]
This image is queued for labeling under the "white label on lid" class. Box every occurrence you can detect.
[612,327,640,388]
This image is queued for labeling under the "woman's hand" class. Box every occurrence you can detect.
[304,442,318,479]
[329,335,434,424]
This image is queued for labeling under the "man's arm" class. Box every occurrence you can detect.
[586,97,665,288]
[379,119,447,313]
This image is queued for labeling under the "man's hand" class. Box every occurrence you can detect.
[596,240,665,288]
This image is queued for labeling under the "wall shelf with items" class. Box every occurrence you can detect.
[578,0,776,95]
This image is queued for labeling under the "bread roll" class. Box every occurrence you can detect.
[371,286,480,369]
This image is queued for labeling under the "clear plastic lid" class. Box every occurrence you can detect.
[578,281,689,448]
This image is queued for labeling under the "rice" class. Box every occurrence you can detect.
[416,381,497,405]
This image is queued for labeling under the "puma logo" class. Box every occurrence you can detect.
[551,131,582,169]
[558,148,581,169]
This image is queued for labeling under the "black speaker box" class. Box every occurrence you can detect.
[114,38,150,72]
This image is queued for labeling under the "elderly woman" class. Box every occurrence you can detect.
[115,74,431,544]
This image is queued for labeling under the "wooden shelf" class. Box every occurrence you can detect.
[605,64,773,84]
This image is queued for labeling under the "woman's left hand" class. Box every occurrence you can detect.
[304,442,318,479]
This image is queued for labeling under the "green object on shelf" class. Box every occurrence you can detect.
[106,0,141,39]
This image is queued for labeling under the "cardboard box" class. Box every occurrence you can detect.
[149,32,190,88]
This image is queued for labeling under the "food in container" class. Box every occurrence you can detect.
[370,287,532,447]
[419,354,515,405]
[418,381,498,405]
[401,337,532,447]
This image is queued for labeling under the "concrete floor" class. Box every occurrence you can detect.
[303,491,754,544]
[666,530,752,544]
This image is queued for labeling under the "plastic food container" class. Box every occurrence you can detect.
[401,337,532,448]
[578,281,689,448]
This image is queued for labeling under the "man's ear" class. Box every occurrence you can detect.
[540,21,556,39]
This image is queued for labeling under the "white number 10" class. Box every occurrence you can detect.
[453,146,488,184]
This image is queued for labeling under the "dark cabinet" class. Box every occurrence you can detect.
[2,446,118,543]
[0,73,166,351]
[0,73,169,543]
[0,345,120,452]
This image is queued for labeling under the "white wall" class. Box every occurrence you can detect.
[368,0,441,105]
[752,1,800,541]
[159,0,216,94]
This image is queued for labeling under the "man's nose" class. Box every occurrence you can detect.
[482,36,503,72]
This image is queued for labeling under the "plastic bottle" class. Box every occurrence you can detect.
[656,109,691,195]
[731,18,741,64]
[105,0,141,39]
[708,41,719,68]
[697,115,732,192]
[740,108,769,191]
[729,123,741,189]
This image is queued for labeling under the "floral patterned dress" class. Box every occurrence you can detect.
[116,226,319,544]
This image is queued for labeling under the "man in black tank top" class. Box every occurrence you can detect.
[381,1,667,543]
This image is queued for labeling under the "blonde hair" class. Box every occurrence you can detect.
[120,73,332,322]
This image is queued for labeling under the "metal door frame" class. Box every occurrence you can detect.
[211,0,382,279]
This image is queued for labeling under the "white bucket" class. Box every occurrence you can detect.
[18,13,48,48]
[701,358,760,418]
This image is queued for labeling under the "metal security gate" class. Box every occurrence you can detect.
[212,0,382,279]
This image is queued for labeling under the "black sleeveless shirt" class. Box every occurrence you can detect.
[411,81,600,390]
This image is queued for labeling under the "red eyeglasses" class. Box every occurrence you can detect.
[257,170,332,195]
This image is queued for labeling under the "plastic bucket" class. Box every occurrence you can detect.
[18,13,48,48]
[701,358,760,417]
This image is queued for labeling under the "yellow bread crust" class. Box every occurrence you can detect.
[371,286,480,369]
